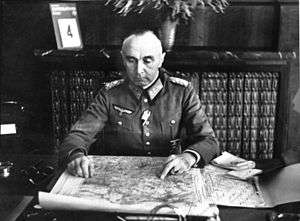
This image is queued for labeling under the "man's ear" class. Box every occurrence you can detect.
[120,51,127,72]
[120,51,125,65]
[159,52,166,67]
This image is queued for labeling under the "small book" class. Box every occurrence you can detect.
[211,151,255,171]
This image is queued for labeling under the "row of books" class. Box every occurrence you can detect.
[50,70,279,160]
[198,71,278,159]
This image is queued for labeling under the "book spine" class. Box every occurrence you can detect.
[257,72,278,159]
[249,72,259,160]
[227,72,243,157]
[200,72,214,129]
[242,72,252,159]
[214,72,228,152]
[50,70,69,148]
[268,72,279,159]
[200,72,228,152]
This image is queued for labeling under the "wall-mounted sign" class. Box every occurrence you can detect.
[0,124,17,135]
[49,3,83,50]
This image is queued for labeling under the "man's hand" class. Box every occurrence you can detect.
[160,153,196,180]
[67,156,94,178]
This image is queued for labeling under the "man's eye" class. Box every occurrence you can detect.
[127,58,136,63]
[144,58,153,64]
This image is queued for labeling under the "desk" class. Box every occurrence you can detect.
[1,154,298,221]
[0,154,58,221]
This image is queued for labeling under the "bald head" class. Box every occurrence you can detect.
[120,30,166,88]
[121,31,163,55]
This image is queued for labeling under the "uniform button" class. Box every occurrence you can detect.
[147,151,151,155]
[145,141,150,145]
[170,120,176,125]
[118,121,122,126]
[143,98,148,103]
[145,132,150,137]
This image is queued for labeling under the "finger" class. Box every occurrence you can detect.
[160,160,176,179]
[165,154,176,164]
[67,162,76,176]
[170,162,181,174]
[177,167,185,174]
[80,158,90,178]
[75,160,83,177]
[88,160,94,177]
[170,168,178,175]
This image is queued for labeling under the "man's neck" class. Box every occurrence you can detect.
[143,72,160,90]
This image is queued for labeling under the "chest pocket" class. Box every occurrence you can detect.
[160,111,181,140]
[110,114,132,131]
[109,104,134,131]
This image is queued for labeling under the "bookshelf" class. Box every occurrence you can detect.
[34,49,294,160]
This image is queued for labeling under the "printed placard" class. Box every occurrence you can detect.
[57,18,81,48]
[50,3,83,50]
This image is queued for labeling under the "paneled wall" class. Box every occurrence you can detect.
[1,0,298,154]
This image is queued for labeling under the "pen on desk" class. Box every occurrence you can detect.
[230,160,245,165]
[252,177,261,196]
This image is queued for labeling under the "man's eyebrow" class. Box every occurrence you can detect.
[143,56,154,60]
[125,55,137,60]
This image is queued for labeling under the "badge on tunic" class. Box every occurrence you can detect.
[141,110,151,126]
[113,105,133,116]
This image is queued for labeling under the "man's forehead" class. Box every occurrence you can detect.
[122,33,163,56]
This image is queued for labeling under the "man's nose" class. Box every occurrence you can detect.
[136,61,144,75]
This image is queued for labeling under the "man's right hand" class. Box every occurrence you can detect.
[67,156,94,178]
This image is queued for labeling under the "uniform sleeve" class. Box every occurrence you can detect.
[182,84,220,166]
[58,89,109,166]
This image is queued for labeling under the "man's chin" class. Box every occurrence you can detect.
[133,81,147,88]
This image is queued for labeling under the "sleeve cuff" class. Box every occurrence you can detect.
[183,149,201,167]
[66,148,87,164]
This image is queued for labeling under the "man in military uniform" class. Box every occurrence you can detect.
[59,30,219,179]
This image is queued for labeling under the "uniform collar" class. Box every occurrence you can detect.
[128,80,143,100]
[127,72,164,101]
[146,77,163,100]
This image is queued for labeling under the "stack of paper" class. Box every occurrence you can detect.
[211,151,262,180]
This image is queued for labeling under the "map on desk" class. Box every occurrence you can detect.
[201,165,266,207]
[40,155,292,215]
[39,156,217,216]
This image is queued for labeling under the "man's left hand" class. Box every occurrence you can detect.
[160,153,196,179]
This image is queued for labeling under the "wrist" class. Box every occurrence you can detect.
[67,149,85,164]
[182,152,196,168]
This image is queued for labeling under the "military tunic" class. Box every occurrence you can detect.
[59,69,219,166]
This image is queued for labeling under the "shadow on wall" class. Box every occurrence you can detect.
[292,88,300,114]
[282,88,300,165]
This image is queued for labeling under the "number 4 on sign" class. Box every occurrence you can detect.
[57,18,81,48]
[67,25,73,38]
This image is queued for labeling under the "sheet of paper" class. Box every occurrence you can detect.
[201,165,266,208]
[39,156,218,217]
[259,163,300,207]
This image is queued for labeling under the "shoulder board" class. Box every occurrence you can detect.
[104,79,124,90]
[169,77,189,87]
